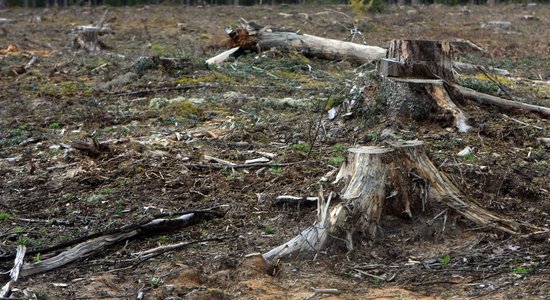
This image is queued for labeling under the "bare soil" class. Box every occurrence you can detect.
[1,3,549,300]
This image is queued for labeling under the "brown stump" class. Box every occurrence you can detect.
[263,141,526,261]
[379,40,472,132]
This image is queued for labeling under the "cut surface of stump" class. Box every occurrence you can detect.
[263,141,526,261]
[378,39,471,132]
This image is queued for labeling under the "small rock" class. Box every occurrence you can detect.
[327,107,338,120]
[406,9,418,16]
[457,146,473,156]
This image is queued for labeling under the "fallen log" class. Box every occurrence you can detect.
[0,209,223,279]
[453,61,509,77]
[263,141,530,261]
[257,31,387,65]
[450,83,550,118]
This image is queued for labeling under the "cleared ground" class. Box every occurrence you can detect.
[1,3,549,299]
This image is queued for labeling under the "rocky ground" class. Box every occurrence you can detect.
[1,3,549,299]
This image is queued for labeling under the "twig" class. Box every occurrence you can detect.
[412,280,461,286]
[501,113,543,130]
[183,162,298,170]
[306,91,333,161]
[477,66,513,100]
[203,154,236,166]
[131,237,225,260]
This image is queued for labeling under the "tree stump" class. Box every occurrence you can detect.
[263,141,526,261]
[378,40,472,132]
[72,25,111,52]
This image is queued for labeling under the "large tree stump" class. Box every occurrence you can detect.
[378,39,472,132]
[263,141,527,261]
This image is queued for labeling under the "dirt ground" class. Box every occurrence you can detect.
[1,3,549,300]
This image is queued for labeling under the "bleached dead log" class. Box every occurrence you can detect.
[206,47,240,65]
[257,32,387,64]
[264,141,529,261]
[0,245,26,297]
[451,83,550,118]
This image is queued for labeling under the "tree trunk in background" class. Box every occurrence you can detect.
[0,0,6,9]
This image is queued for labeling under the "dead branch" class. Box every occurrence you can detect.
[0,209,224,279]
[183,162,297,170]
[451,83,550,118]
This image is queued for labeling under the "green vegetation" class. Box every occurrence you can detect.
[270,166,283,175]
[264,225,275,234]
[439,255,451,266]
[150,277,161,288]
[34,253,42,263]
[16,236,35,246]
[514,266,531,274]
[87,194,106,204]
[100,188,114,195]
[35,290,48,300]
[462,153,477,161]
[292,143,311,154]
[367,131,378,142]
[331,143,346,153]
[49,123,61,129]
[351,0,385,15]
[328,156,345,166]
[0,212,11,221]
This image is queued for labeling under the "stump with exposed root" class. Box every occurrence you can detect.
[263,141,527,261]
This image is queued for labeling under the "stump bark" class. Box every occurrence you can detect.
[263,141,526,261]
[379,40,472,132]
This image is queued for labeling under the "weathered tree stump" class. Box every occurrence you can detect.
[379,40,472,132]
[263,141,526,261]
[72,25,111,52]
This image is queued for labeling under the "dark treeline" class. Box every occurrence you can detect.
[0,0,547,9]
